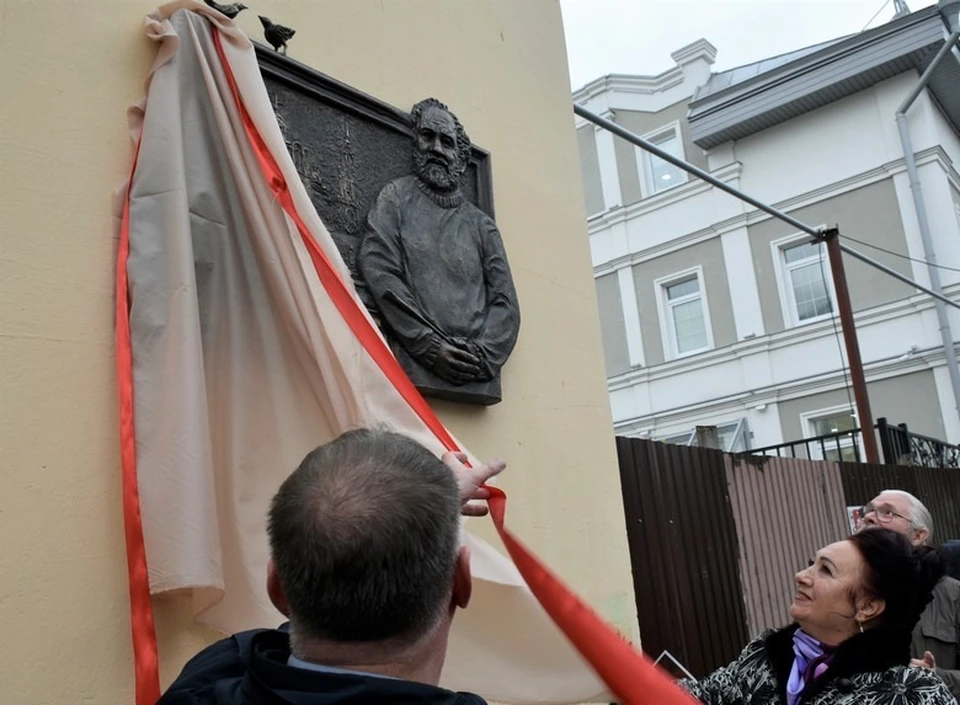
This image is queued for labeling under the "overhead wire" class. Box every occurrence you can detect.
[840,233,960,274]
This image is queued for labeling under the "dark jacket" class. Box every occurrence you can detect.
[912,576,960,699]
[157,628,487,705]
[682,624,957,704]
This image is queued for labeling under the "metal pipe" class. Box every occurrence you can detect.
[574,103,960,311]
[825,231,880,463]
[896,30,960,425]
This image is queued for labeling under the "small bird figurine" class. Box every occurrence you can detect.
[259,16,296,55]
[203,0,248,19]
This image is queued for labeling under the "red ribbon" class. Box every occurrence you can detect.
[211,30,696,705]
[116,17,697,703]
[116,132,162,705]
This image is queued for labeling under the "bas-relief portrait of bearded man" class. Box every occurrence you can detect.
[358,98,521,405]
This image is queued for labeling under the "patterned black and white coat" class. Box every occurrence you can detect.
[682,625,958,705]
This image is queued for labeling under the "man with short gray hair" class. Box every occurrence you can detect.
[158,428,504,704]
[859,489,960,697]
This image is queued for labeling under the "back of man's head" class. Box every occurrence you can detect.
[267,428,461,647]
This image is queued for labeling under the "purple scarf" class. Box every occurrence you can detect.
[786,630,835,705]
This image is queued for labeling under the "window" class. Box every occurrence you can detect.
[656,268,713,359]
[802,408,860,461]
[639,124,688,197]
[774,235,835,327]
[659,419,750,452]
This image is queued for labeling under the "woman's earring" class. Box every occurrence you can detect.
[856,617,864,634]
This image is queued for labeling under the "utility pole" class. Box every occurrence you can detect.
[821,227,879,463]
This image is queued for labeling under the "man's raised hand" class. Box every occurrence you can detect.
[443,451,506,517]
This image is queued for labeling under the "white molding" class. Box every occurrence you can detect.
[590,147,956,274]
[607,282,960,391]
[618,267,645,367]
[594,124,623,211]
[933,364,960,442]
[720,228,765,340]
[670,38,718,66]
[654,265,714,360]
[588,160,742,239]
[573,71,691,126]
[612,347,952,436]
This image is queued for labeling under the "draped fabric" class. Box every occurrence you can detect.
[117,4,695,704]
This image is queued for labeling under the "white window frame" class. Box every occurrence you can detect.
[654,266,714,360]
[656,418,750,452]
[799,405,862,461]
[634,121,688,199]
[771,230,837,328]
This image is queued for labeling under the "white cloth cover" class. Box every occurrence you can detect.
[122,3,610,702]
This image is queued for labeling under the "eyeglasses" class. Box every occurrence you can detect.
[860,503,911,523]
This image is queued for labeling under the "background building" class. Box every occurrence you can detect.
[576,5,960,456]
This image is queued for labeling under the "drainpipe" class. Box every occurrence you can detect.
[895,4,960,426]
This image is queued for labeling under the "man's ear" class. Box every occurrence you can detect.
[451,545,472,611]
[266,559,291,617]
[912,527,930,547]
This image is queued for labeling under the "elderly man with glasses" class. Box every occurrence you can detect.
[858,490,960,698]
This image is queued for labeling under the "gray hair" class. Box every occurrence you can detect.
[879,489,933,543]
[268,428,461,649]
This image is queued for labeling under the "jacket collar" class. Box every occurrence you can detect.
[236,629,486,705]
[764,624,910,703]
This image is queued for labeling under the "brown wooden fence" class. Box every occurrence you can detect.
[725,454,849,637]
[616,437,748,678]
[616,436,960,679]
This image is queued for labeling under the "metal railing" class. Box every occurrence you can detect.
[877,417,960,469]
[746,428,864,463]
[743,418,960,468]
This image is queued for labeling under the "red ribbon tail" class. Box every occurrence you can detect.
[116,133,162,705]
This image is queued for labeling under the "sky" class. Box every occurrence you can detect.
[561,0,939,90]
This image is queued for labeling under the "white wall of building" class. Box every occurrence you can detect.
[581,49,960,449]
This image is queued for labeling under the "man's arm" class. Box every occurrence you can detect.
[443,451,505,518]
[933,597,960,699]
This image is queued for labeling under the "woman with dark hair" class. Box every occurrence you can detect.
[683,528,956,704]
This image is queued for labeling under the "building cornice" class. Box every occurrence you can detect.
[612,342,955,435]
[590,146,956,274]
[607,282,960,393]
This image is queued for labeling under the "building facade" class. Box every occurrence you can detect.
[575,6,960,456]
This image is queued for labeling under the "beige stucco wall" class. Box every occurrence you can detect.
[0,1,635,702]
[577,124,605,216]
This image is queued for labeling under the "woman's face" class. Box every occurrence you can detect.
[789,540,871,645]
